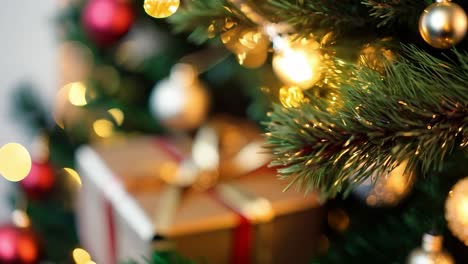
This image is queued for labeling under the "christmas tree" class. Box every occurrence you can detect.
[3,0,468,263]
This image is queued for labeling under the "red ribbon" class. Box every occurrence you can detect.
[105,200,117,264]
[155,137,253,264]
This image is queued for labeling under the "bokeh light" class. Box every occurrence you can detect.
[11,210,30,228]
[108,108,124,126]
[72,248,91,264]
[66,82,88,106]
[0,143,32,182]
[93,119,114,138]
[64,168,82,187]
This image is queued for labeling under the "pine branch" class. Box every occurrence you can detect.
[360,0,430,27]
[266,46,468,199]
[263,0,368,36]
[168,0,430,44]
[168,0,247,44]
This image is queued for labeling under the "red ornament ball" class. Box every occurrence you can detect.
[82,0,134,46]
[19,162,55,200]
[0,225,41,264]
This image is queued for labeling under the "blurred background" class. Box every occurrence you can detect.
[0,1,57,222]
[0,1,467,263]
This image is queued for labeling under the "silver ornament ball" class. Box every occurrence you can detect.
[149,64,209,130]
[419,0,468,49]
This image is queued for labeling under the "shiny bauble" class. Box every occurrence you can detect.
[445,176,468,246]
[0,225,41,264]
[143,0,180,18]
[82,0,135,47]
[353,160,414,207]
[407,233,454,264]
[272,36,322,90]
[149,64,209,130]
[419,0,467,49]
[19,161,55,200]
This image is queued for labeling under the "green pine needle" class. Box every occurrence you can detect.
[266,46,468,199]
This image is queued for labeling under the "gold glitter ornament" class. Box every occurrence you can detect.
[407,233,454,264]
[419,0,467,49]
[279,86,306,108]
[445,176,468,246]
[144,0,180,19]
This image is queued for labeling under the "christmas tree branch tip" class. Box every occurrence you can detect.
[266,46,468,199]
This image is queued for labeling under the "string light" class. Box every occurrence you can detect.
[272,36,322,89]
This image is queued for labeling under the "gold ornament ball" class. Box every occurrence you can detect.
[144,0,180,19]
[445,176,468,246]
[407,233,454,264]
[419,0,468,49]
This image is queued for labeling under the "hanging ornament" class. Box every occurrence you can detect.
[221,27,269,68]
[407,232,454,264]
[279,86,307,108]
[143,0,180,19]
[82,0,135,47]
[445,176,468,246]
[352,160,415,207]
[272,36,322,90]
[419,0,467,49]
[19,135,55,200]
[19,162,55,200]
[0,225,41,264]
[149,64,210,130]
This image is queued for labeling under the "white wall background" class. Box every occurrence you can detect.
[0,1,57,221]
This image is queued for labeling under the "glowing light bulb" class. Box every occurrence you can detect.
[273,37,322,90]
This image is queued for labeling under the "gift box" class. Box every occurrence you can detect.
[75,117,323,264]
